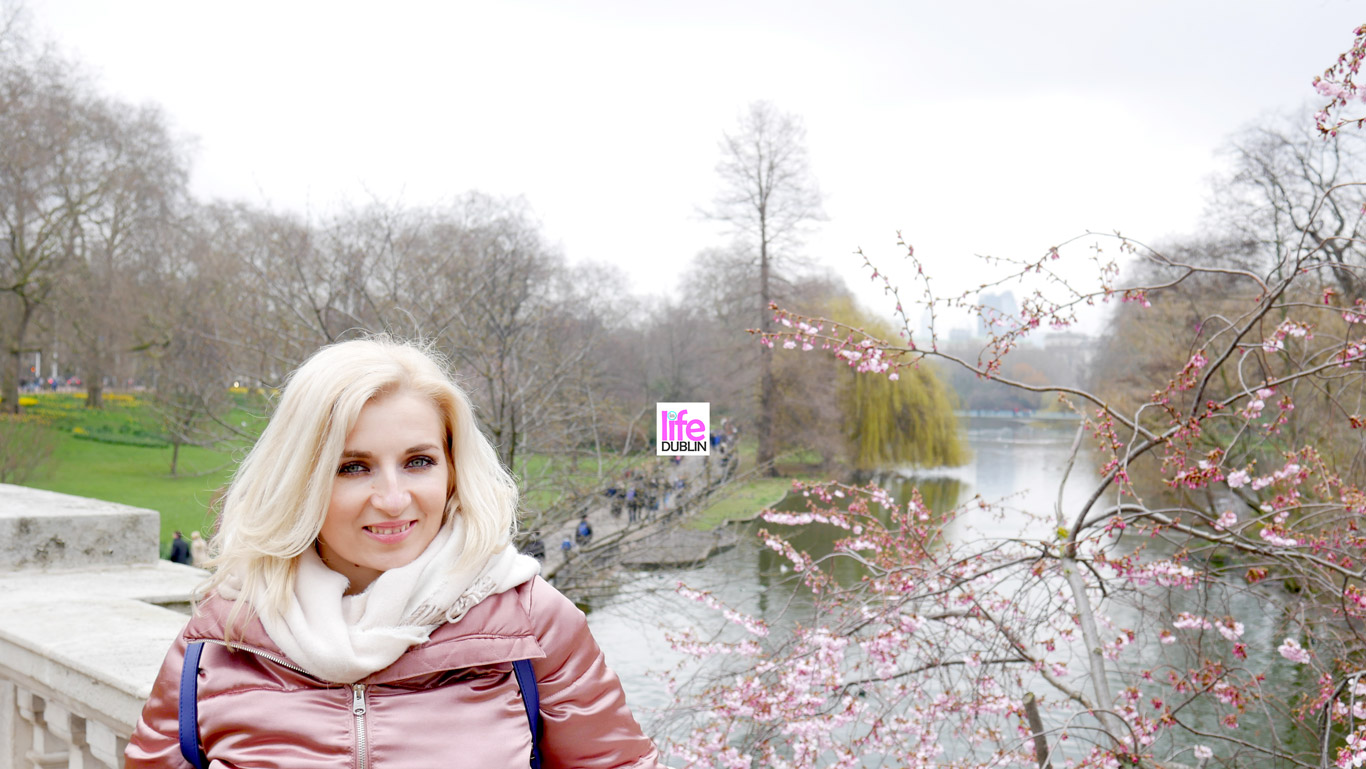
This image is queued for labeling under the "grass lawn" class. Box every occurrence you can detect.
[14,391,667,550]
[12,391,264,555]
[15,391,663,550]
[24,432,236,555]
[14,391,837,550]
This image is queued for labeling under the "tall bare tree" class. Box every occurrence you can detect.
[136,206,259,475]
[707,101,824,474]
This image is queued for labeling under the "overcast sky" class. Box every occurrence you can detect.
[21,0,1365,328]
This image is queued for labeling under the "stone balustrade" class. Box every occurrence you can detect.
[0,485,203,769]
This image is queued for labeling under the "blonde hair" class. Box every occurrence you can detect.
[203,336,519,630]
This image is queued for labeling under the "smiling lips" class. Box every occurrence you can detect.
[363,520,416,544]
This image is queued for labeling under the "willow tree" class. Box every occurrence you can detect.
[835,305,964,470]
[770,290,964,471]
[844,353,964,469]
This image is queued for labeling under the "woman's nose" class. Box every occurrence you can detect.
[370,469,411,514]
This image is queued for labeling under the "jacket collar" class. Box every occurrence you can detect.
[185,581,546,685]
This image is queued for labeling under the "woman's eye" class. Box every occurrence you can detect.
[338,461,367,475]
[407,455,436,469]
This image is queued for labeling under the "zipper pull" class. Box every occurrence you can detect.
[352,684,367,715]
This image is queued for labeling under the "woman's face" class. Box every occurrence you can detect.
[318,389,450,594]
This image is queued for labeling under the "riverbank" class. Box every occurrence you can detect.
[686,476,795,530]
[686,441,824,530]
[542,445,828,576]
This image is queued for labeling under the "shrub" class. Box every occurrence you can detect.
[0,416,55,483]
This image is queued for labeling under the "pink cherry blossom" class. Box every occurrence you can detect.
[1278,638,1312,664]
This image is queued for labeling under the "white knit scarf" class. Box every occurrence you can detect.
[251,516,540,684]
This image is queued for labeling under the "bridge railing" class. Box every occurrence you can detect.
[0,485,202,769]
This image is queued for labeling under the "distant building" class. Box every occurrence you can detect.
[977,291,1019,338]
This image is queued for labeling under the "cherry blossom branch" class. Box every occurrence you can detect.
[1316,24,1366,137]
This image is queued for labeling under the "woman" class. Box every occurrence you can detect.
[125,337,661,768]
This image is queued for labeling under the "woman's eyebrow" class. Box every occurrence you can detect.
[340,444,440,458]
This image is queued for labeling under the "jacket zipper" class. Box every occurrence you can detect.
[203,639,371,768]
[202,639,312,675]
[353,683,369,769]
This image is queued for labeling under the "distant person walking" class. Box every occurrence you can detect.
[167,531,192,565]
[575,515,593,546]
[189,531,208,568]
[524,531,547,562]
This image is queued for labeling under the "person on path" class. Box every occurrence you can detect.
[524,531,547,562]
[167,531,192,565]
[576,515,593,546]
[189,531,208,568]
[125,336,660,768]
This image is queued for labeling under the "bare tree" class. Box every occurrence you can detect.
[0,38,92,410]
[440,195,604,471]
[0,19,189,412]
[1213,116,1366,298]
[131,205,262,475]
[199,193,630,504]
[61,101,190,407]
[707,101,824,474]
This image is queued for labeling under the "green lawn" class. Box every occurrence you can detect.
[14,391,666,550]
[14,392,659,550]
[25,432,235,554]
[12,392,263,554]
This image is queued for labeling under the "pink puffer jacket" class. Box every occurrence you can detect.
[125,576,661,768]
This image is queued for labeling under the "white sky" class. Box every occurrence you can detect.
[22,0,1366,328]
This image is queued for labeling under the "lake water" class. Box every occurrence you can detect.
[585,418,1315,760]
[585,420,1096,719]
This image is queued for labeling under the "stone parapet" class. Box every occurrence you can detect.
[0,484,204,769]
[0,485,160,571]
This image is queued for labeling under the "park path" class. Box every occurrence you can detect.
[534,451,739,578]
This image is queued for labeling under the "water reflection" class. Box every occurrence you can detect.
[751,471,967,595]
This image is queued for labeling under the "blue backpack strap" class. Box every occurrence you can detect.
[178,641,209,769]
[512,659,543,769]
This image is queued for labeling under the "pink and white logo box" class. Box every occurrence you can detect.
[656,402,710,456]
